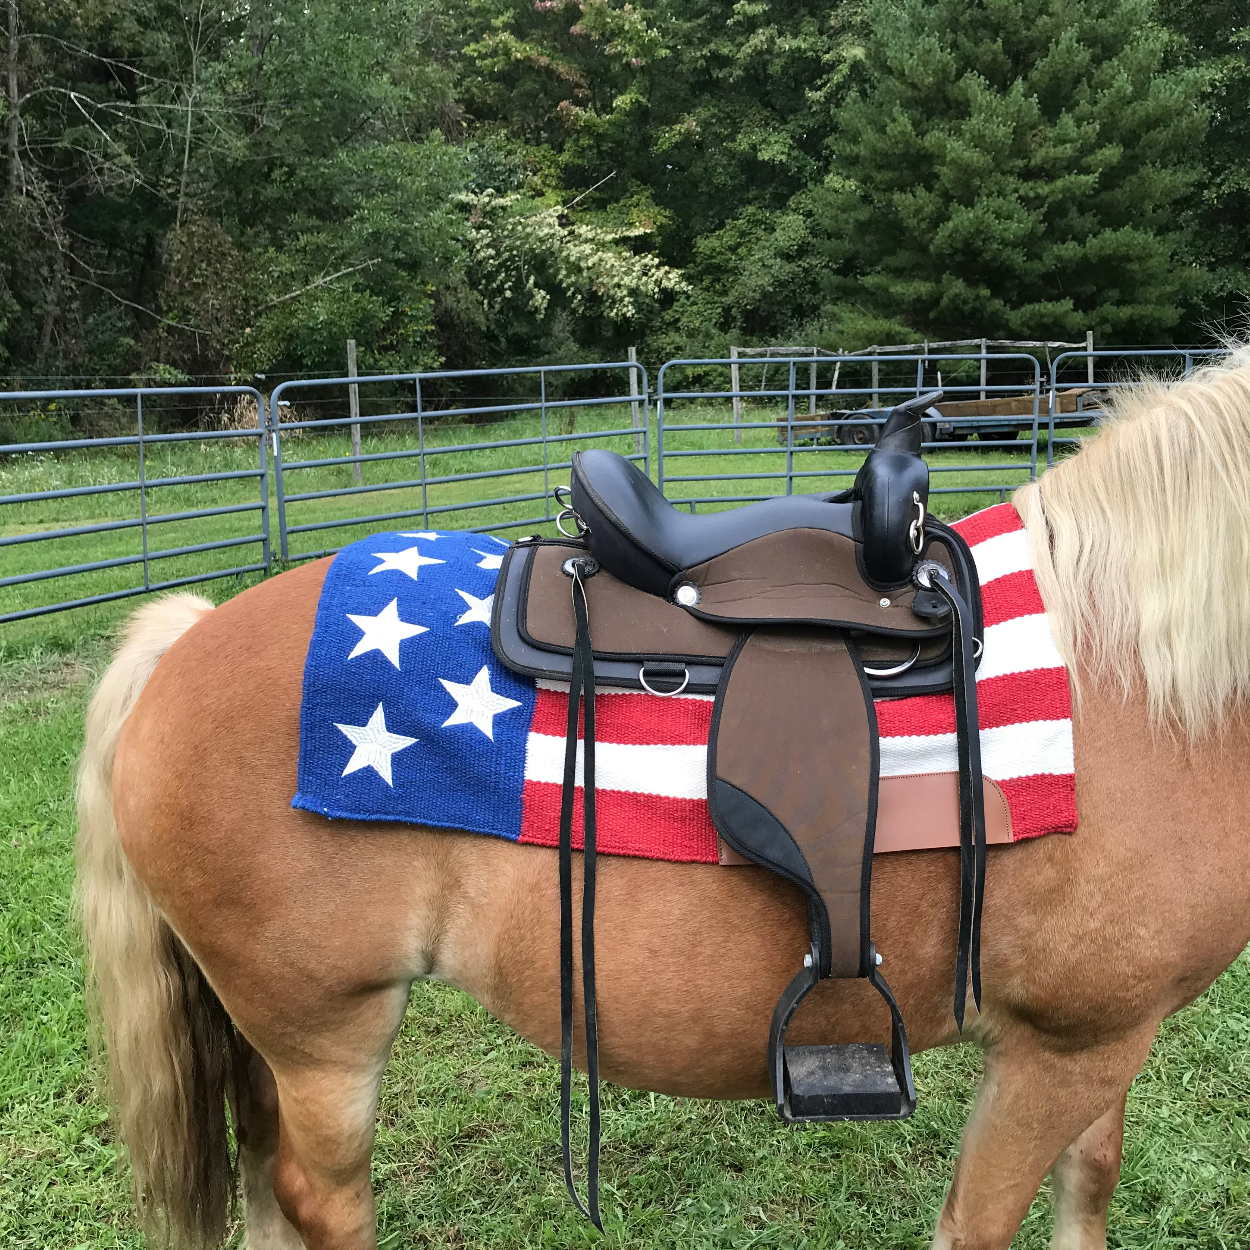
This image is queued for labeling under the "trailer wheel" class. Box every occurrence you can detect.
[839,421,878,446]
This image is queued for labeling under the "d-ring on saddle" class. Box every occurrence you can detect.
[490,392,987,1226]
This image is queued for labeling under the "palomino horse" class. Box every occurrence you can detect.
[77,354,1250,1249]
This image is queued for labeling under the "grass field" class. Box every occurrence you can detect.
[2,405,1248,1247]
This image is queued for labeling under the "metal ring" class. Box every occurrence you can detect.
[638,665,690,697]
[909,490,926,555]
[972,637,983,659]
[863,644,921,678]
[553,483,573,508]
[561,555,599,579]
[555,507,588,538]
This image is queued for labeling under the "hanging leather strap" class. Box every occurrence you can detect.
[916,562,986,1031]
[558,558,602,1230]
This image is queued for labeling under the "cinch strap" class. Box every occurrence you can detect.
[558,559,602,1230]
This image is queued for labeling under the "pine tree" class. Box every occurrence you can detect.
[1158,0,1250,325]
[817,0,1210,342]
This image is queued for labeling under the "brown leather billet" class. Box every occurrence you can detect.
[709,629,874,979]
[716,774,1012,862]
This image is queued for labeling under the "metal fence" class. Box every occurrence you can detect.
[656,352,1043,511]
[1,386,268,624]
[268,362,648,562]
[1046,348,1230,465]
[0,348,1235,624]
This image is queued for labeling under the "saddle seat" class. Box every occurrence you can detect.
[569,391,942,599]
[569,446,854,598]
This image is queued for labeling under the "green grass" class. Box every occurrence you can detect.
[1,618,1248,1247]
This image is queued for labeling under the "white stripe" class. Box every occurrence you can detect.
[524,732,708,799]
[970,528,1031,585]
[977,613,1064,682]
[535,677,715,702]
[879,718,1075,780]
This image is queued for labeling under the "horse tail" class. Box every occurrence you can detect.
[76,592,242,1250]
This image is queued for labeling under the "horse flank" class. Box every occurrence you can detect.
[1016,346,1250,740]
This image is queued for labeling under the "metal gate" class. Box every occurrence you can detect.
[268,362,648,562]
[1,386,268,625]
[655,352,1043,515]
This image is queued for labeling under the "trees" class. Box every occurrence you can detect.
[0,0,1242,393]
[814,0,1211,343]
[1158,0,1250,318]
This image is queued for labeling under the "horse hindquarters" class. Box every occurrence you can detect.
[75,593,244,1250]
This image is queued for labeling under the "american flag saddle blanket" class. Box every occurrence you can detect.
[293,504,1078,855]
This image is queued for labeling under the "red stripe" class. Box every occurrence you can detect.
[519,781,720,862]
[981,569,1045,628]
[997,774,1078,840]
[529,686,713,746]
[953,502,1022,547]
[875,666,1071,736]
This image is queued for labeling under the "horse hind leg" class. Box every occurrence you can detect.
[1048,1095,1128,1250]
[260,984,411,1250]
[235,1042,306,1249]
[931,1025,1156,1250]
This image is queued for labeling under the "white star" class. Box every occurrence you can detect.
[346,598,428,668]
[335,704,416,786]
[370,546,445,581]
[472,548,504,571]
[399,531,441,540]
[453,589,493,627]
[484,534,510,546]
[439,666,521,740]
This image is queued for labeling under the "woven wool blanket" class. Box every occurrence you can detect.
[294,504,1077,859]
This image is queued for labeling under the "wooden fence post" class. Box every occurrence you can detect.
[1086,329,1094,386]
[347,338,362,484]
[731,345,742,445]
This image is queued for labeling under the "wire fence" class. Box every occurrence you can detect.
[0,348,1232,624]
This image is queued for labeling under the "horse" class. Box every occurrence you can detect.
[75,351,1250,1250]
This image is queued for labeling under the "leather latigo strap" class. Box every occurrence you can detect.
[914,563,987,1031]
[557,560,602,1230]
[708,629,877,980]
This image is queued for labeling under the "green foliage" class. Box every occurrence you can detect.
[454,188,687,363]
[1158,0,1250,308]
[816,0,1211,341]
[0,0,1244,402]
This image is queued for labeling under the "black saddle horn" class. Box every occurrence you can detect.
[852,390,943,585]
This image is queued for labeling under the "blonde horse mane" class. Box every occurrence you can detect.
[1015,345,1250,739]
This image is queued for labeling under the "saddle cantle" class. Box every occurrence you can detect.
[490,391,988,1226]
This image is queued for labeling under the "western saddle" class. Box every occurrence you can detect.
[491,392,987,1227]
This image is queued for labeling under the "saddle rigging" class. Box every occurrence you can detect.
[490,391,987,1226]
